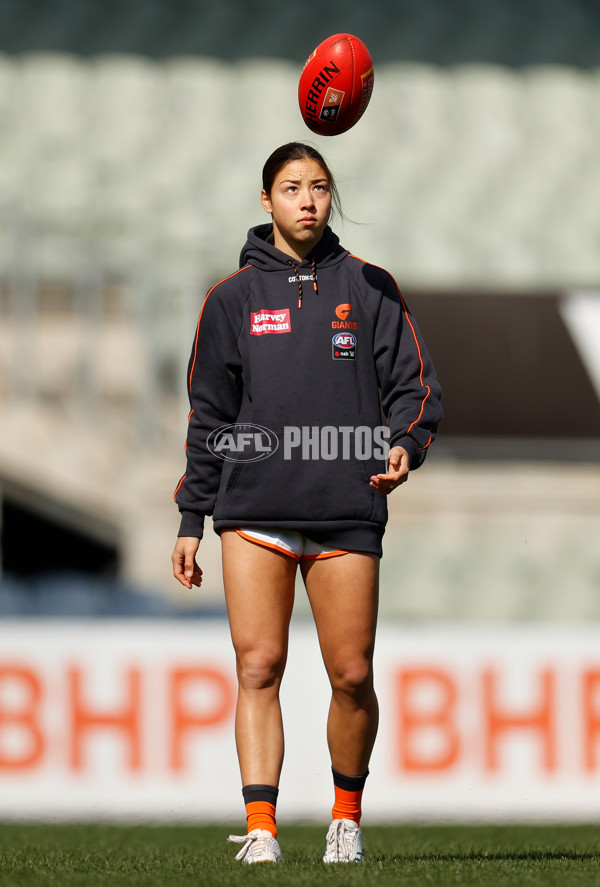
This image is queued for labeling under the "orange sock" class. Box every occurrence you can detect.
[332,786,363,825]
[331,768,368,825]
[245,800,277,837]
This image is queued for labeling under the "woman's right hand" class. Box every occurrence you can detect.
[172,536,203,588]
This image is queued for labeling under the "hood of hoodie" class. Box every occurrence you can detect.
[239,223,349,272]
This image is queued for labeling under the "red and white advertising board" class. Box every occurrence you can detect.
[1,621,600,822]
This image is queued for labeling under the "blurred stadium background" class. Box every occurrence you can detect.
[1,0,600,622]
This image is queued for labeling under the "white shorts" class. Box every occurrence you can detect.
[235,527,348,562]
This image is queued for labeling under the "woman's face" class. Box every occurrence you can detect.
[261,157,332,261]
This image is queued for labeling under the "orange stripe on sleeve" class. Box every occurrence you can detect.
[348,254,432,449]
[177,267,251,499]
[188,265,251,392]
[173,475,186,502]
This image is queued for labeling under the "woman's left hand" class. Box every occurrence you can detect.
[369,446,410,494]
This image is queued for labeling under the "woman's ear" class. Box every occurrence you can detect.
[261,189,272,214]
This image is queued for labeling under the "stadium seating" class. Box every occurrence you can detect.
[1,53,600,288]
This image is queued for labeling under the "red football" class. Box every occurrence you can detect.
[298,33,374,136]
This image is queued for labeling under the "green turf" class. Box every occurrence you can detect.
[0,823,599,886]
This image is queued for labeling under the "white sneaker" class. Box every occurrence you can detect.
[227,828,282,863]
[323,818,364,862]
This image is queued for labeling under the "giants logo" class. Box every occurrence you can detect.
[332,303,357,330]
[250,309,291,336]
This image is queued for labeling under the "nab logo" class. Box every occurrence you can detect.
[335,303,352,320]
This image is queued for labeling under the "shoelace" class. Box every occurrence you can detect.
[327,821,359,861]
[227,832,269,862]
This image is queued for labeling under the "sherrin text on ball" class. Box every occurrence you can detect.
[298,33,374,136]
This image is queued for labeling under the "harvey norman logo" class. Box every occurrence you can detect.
[250,308,291,336]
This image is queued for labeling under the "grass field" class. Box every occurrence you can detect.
[1,823,600,886]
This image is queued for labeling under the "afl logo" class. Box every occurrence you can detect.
[333,333,356,348]
[332,332,356,360]
[207,423,279,462]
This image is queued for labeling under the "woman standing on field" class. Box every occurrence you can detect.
[172,142,442,863]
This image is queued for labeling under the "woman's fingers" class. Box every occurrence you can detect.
[172,536,202,588]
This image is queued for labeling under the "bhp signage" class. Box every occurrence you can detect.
[2,623,600,820]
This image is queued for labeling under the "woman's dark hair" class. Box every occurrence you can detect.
[262,142,343,219]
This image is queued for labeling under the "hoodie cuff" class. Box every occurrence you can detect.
[177,511,206,540]
[389,435,424,470]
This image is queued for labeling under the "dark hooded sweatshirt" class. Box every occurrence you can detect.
[174,224,442,556]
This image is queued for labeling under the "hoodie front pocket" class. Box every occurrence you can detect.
[215,437,385,525]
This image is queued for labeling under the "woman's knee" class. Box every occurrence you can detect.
[330,659,374,700]
[236,648,287,691]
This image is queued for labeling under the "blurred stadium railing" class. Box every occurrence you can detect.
[1,51,600,619]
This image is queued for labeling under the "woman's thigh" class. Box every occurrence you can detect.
[300,552,380,679]
[221,530,298,664]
